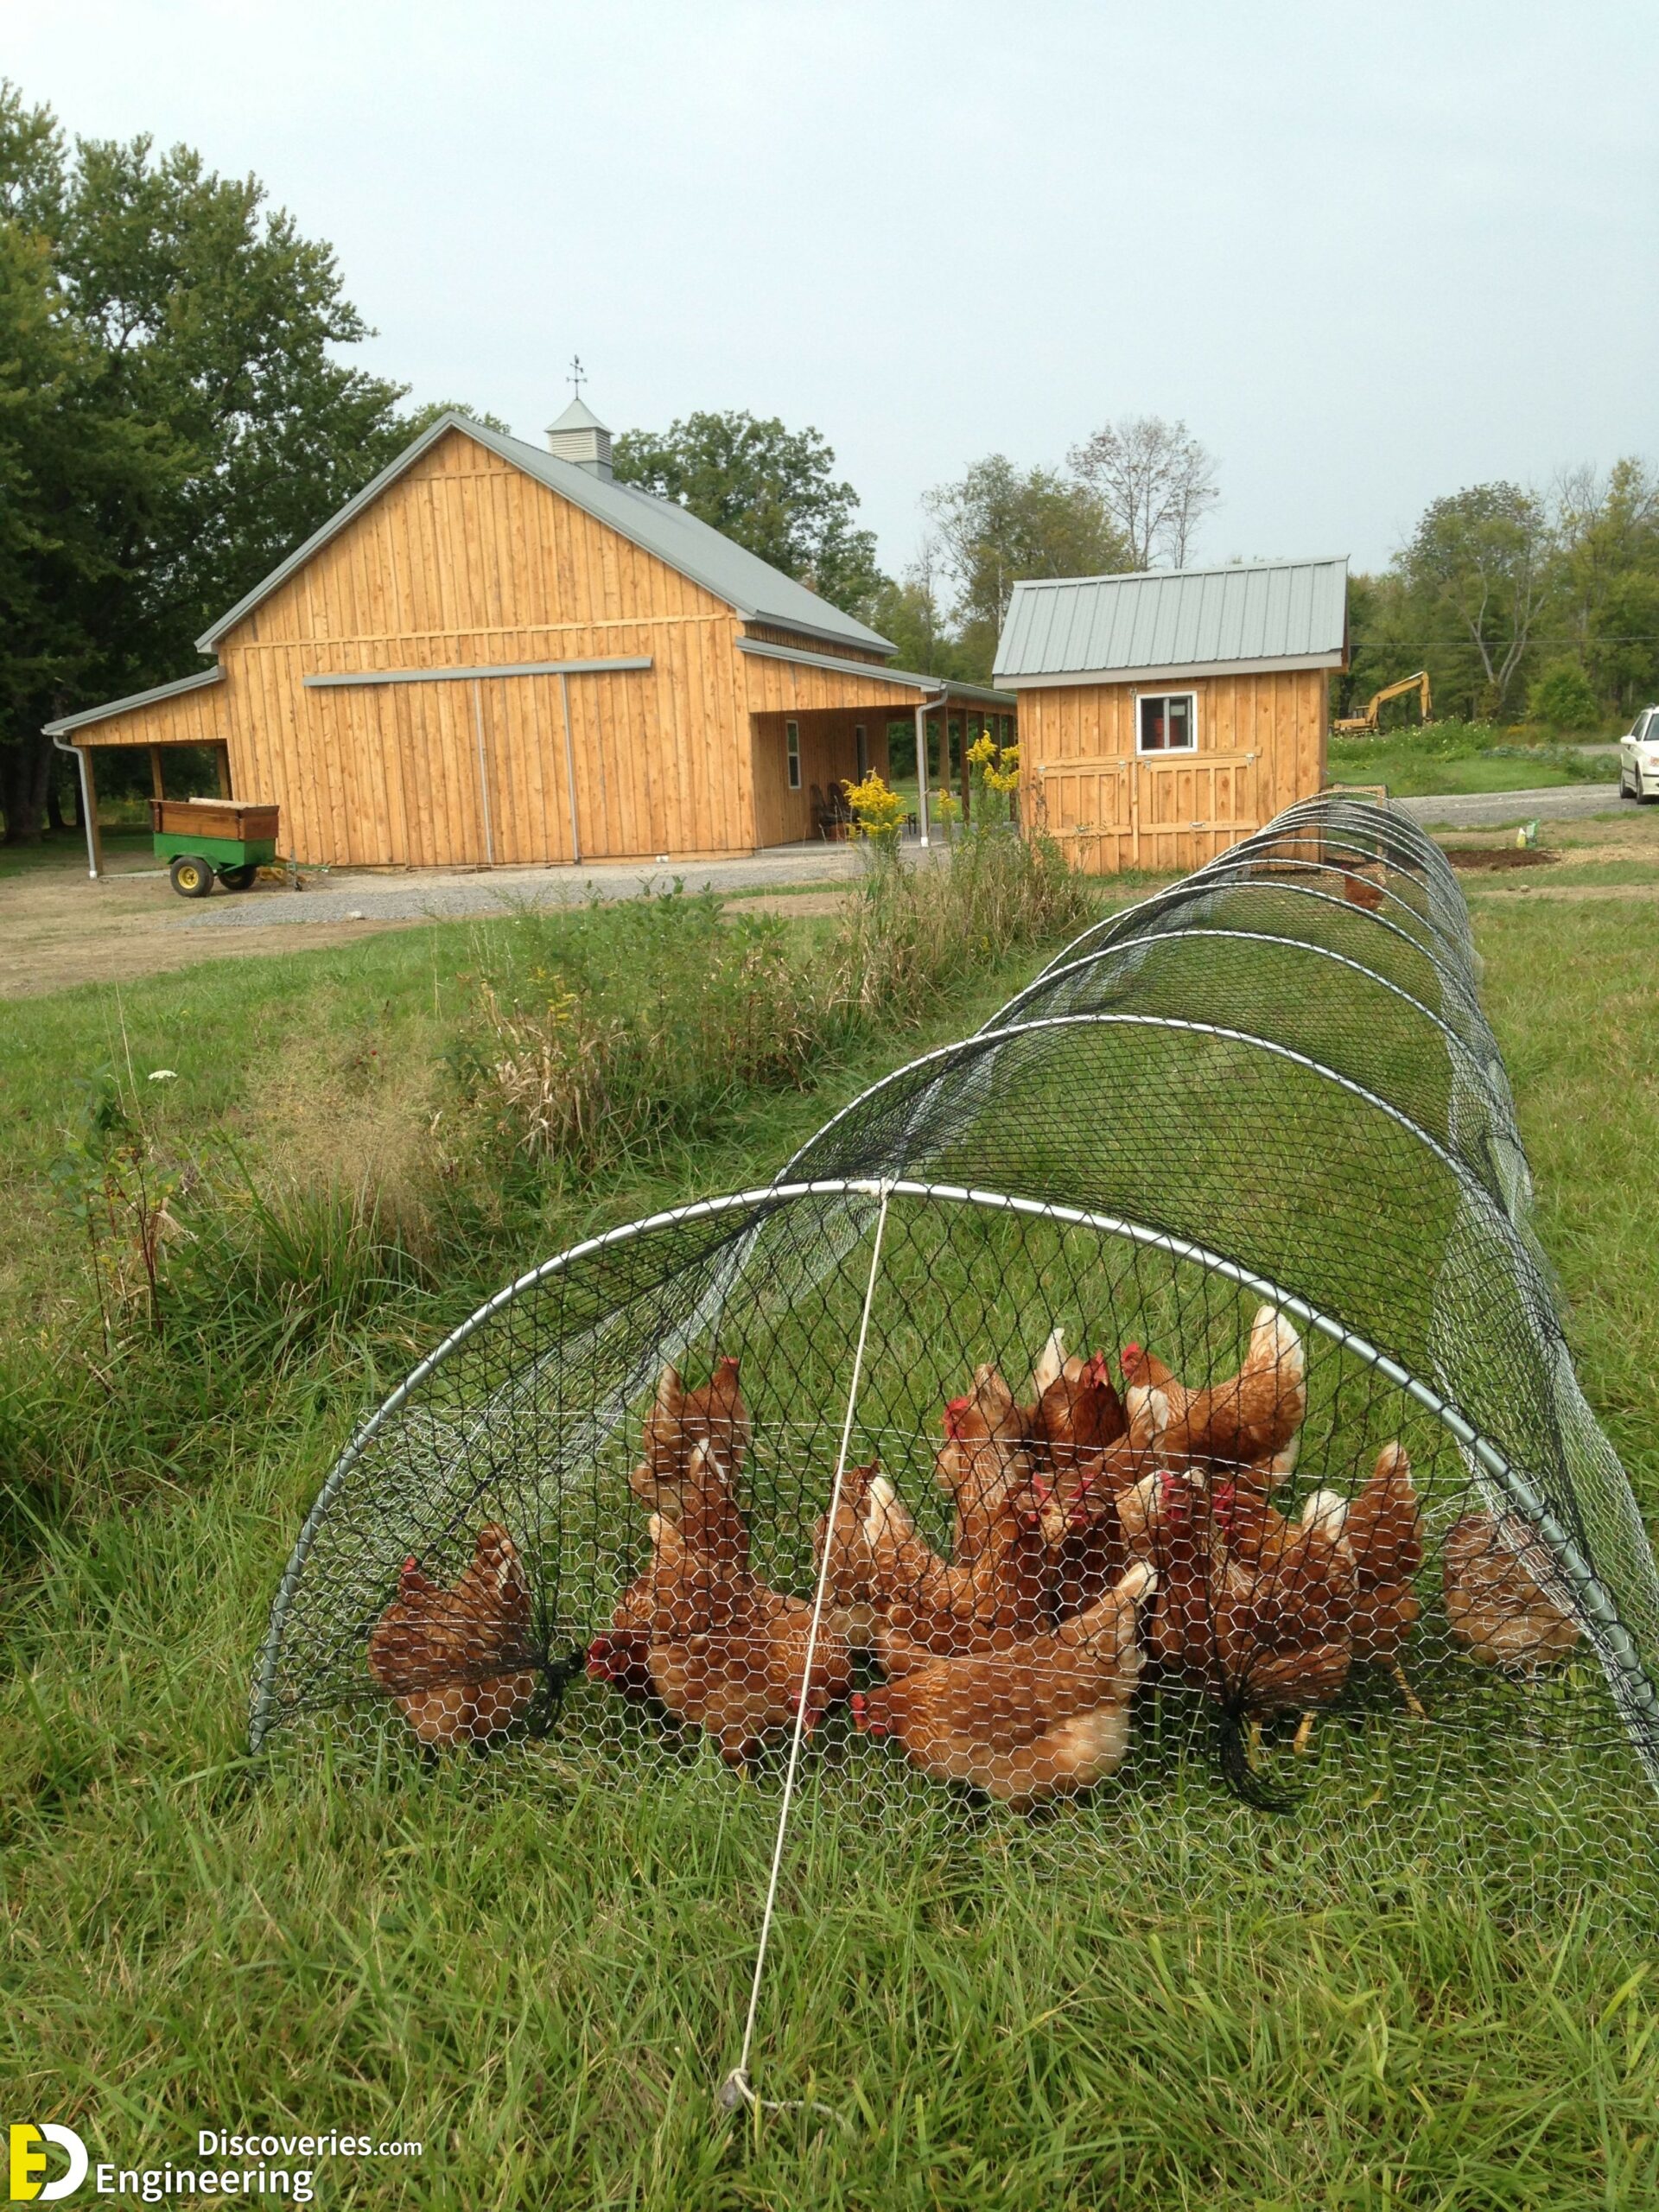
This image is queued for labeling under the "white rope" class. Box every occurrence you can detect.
[718,1181,894,2124]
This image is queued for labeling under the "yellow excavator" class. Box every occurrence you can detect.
[1333,671,1432,735]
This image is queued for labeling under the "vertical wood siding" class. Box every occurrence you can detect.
[1017,669,1328,874]
[748,711,893,849]
[68,427,764,865]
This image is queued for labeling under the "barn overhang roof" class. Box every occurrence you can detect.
[43,666,225,739]
[995,556,1350,687]
[737,635,1015,708]
[194,411,897,660]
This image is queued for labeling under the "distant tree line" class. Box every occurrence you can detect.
[614,412,1220,686]
[1344,466,1659,728]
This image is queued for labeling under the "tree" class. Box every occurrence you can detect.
[1397,483,1549,719]
[1549,459,1659,713]
[923,454,1128,675]
[612,409,881,618]
[1067,415,1219,569]
[0,80,488,843]
[1528,660,1599,733]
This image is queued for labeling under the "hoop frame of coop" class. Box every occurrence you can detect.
[251,794,1659,2075]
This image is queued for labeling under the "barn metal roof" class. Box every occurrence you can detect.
[993,556,1349,686]
[196,410,895,658]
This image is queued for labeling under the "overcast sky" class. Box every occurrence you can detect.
[10,2,1657,581]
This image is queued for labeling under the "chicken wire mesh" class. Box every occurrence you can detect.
[251,794,1659,1910]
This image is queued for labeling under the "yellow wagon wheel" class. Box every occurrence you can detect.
[168,854,215,899]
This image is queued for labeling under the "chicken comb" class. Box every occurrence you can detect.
[713,1354,741,1382]
[1121,1342,1144,1375]
[849,1690,868,1729]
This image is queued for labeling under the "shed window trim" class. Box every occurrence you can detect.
[1135,690,1198,755]
[785,720,802,790]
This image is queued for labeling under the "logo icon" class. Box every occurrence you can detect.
[8,2126,88,2202]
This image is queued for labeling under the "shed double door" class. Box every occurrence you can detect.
[1034,749,1261,874]
[1134,749,1261,871]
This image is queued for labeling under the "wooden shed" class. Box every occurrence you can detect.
[46,401,1013,874]
[994,557,1349,874]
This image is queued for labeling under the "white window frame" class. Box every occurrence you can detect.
[1135,690,1198,756]
[785,720,801,791]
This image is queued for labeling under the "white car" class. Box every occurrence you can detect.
[1619,707,1659,802]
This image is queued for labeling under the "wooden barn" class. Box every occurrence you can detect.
[994,557,1349,874]
[46,400,1012,874]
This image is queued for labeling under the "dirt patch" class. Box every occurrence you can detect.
[721,890,849,920]
[0,856,422,999]
[1441,846,1558,872]
[1465,880,1659,904]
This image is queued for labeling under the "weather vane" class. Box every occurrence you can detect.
[569,353,586,397]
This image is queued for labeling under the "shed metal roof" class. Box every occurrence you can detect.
[994,556,1348,685]
[197,410,895,658]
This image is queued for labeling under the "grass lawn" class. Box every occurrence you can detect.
[1327,733,1618,799]
[4,847,1659,2207]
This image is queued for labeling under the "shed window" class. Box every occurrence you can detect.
[785,721,801,790]
[854,723,868,778]
[1137,692,1196,753]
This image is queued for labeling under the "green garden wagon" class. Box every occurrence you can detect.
[149,797,280,898]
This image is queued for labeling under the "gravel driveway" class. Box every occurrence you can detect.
[1397,783,1623,830]
[166,840,912,930]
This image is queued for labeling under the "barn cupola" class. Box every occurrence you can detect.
[545,395,613,480]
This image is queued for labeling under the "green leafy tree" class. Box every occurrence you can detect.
[924,454,1129,676]
[1528,659,1600,732]
[0,80,498,842]
[613,409,882,618]
[1550,460,1659,713]
[1397,482,1549,718]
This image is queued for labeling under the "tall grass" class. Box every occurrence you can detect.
[1,837,1098,1556]
[458,831,1093,1179]
[6,857,1659,2206]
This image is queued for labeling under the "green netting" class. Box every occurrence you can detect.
[251,795,1659,1907]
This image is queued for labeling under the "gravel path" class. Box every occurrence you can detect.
[166,841,914,931]
[160,786,1628,933]
[1397,783,1624,830]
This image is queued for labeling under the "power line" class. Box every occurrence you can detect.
[1354,636,1659,649]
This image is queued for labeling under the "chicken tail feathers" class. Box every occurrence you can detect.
[1216,1700,1296,1815]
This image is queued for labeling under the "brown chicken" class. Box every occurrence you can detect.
[1443,1510,1582,1674]
[368,1522,537,1748]
[1023,1330,1128,1482]
[1121,1306,1306,1477]
[811,1459,885,1652]
[1335,1443,1426,1716]
[864,1371,1051,1661]
[1031,1357,1160,1620]
[589,1435,753,1692]
[1118,1465,1355,1765]
[849,1562,1159,1808]
[637,1356,753,1497]
[639,1511,855,1765]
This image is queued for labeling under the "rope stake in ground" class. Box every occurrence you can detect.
[719,1181,893,2122]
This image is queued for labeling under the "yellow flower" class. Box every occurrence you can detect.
[843,772,907,841]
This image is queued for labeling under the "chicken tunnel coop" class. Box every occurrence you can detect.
[251,794,1659,1914]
